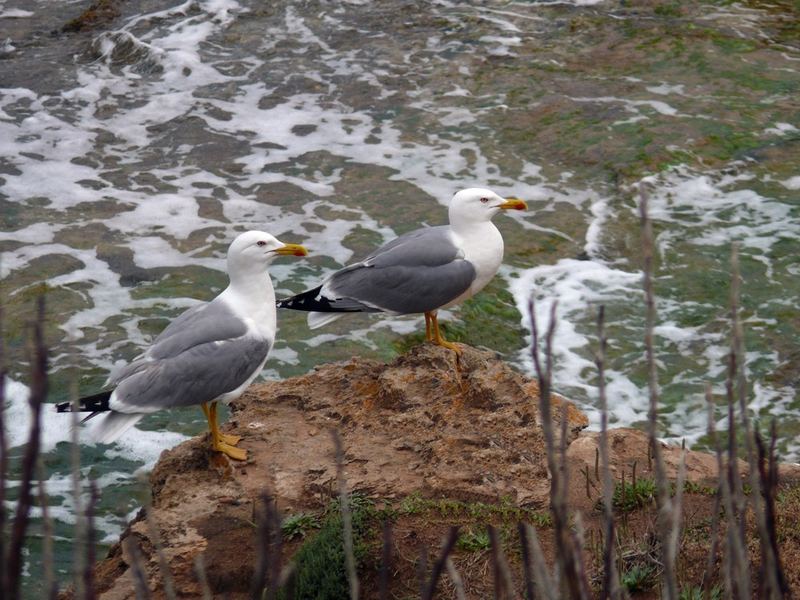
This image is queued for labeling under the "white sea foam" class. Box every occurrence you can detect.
[101,427,189,469]
[571,95,680,118]
[4,378,73,451]
[646,83,686,96]
[764,122,798,135]
[509,259,643,423]
[507,164,799,453]
[781,176,800,190]
[0,8,33,18]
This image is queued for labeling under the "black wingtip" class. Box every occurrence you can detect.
[277,286,330,312]
[55,390,112,413]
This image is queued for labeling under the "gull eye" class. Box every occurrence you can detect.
[480,197,489,203]
[256,240,267,247]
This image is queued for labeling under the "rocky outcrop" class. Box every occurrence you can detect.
[84,344,739,599]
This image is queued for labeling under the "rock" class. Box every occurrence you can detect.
[80,343,757,599]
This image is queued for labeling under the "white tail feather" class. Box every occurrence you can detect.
[86,412,144,445]
[307,311,343,329]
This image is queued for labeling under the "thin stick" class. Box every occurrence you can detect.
[445,557,467,600]
[568,512,592,597]
[379,519,391,600]
[488,525,515,599]
[667,450,687,584]
[417,543,428,599]
[332,429,359,600]
[37,462,57,600]
[250,492,282,600]
[714,368,750,599]
[529,299,589,600]
[421,526,460,600]
[70,376,85,600]
[594,305,621,600]
[518,523,536,600]
[6,297,47,600]
[520,522,557,600]
[84,481,99,600]
[124,536,152,600]
[141,480,176,600]
[755,425,790,597]
[729,246,783,599]
[701,386,722,599]
[193,555,213,600]
[0,301,6,597]
[639,185,678,600]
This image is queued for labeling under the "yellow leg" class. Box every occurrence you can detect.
[202,402,241,445]
[424,312,433,341]
[210,402,244,448]
[429,312,462,355]
[203,401,246,461]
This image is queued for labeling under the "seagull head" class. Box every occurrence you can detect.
[448,188,527,227]
[227,230,308,273]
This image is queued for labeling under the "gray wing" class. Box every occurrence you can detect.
[147,300,248,361]
[326,226,476,314]
[110,336,272,412]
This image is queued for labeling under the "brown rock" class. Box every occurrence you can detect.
[83,343,763,599]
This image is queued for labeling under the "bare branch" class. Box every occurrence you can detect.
[594,305,621,600]
[250,492,282,600]
[332,429,359,600]
[123,536,151,600]
[421,526,459,600]
[193,555,213,600]
[6,297,47,600]
[638,184,678,600]
[379,519,391,600]
[37,462,57,600]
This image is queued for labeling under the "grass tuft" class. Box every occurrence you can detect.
[278,495,373,599]
[621,563,657,593]
[600,478,657,513]
[456,528,491,553]
[281,513,321,541]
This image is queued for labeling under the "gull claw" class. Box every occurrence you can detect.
[212,440,247,461]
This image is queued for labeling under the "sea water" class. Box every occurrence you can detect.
[1,0,798,594]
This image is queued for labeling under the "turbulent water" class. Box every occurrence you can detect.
[1,0,798,594]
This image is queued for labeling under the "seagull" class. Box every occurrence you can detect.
[277,188,526,353]
[56,230,308,461]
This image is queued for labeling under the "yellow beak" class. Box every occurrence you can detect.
[274,243,309,257]
[498,197,528,210]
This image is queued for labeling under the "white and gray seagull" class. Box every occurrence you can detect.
[278,188,526,353]
[56,230,308,461]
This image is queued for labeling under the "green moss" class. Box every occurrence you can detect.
[129,266,226,301]
[456,528,490,552]
[679,585,723,600]
[282,513,322,541]
[277,495,373,599]
[607,478,657,513]
[682,481,717,496]
[710,32,760,53]
[622,564,658,593]
[341,226,385,261]
[396,492,550,527]
[654,2,683,18]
